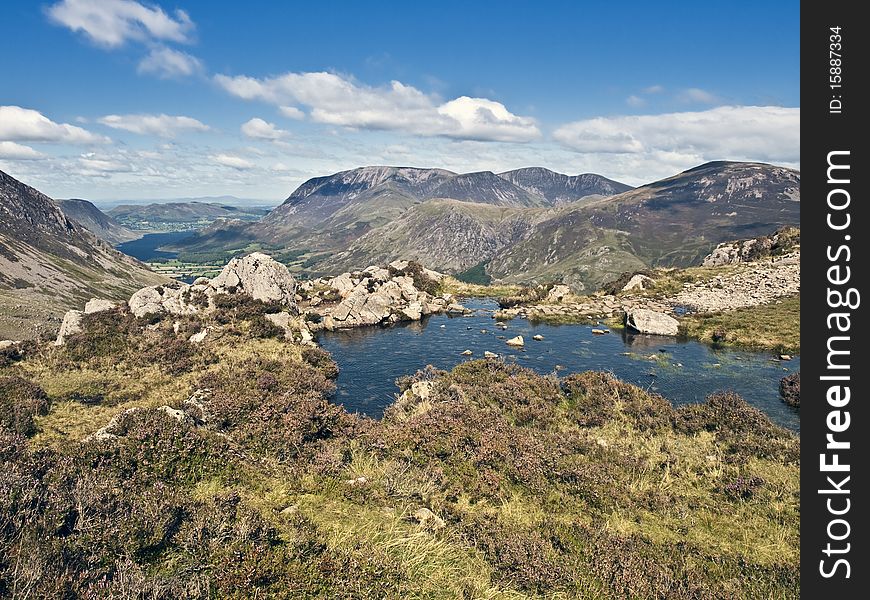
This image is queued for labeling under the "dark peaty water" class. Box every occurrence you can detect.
[318,299,800,431]
[116,231,193,261]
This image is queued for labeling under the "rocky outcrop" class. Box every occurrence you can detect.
[128,281,199,318]
[779,372,800,408]
[624,309,679,336]
[303,264,468,331]
[211,252,297,304]
[702,228,800,267]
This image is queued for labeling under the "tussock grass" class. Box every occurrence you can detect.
[680,295,800,353]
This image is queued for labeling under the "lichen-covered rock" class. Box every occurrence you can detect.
[212,252,297,306]
[128,281,197,318]
[625,308,679,336]
[54,310,83,345]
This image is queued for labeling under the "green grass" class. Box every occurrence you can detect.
[454,261,492,285]
[440,276,523,298]
[679,295,800,353]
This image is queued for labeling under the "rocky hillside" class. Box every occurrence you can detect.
[56,198,138,245]
[0,170,166,340]
[169,165,633,264]
[498,167,632,204]
[488,162,800,291]
[0,252,799,598]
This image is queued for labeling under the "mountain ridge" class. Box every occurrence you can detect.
[56,198,139,245]
[0,169,167,339]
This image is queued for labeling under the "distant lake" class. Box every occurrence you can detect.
[318,299,800,431]
[117,231,194,261]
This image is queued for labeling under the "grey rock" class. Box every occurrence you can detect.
[625,309,679,336]
[54,310,84,345]
[212,252,297,307]
[84,298,117,314]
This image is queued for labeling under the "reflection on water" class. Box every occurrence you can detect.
[318,300,800,431]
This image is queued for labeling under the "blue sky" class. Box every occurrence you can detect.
[0,0,800,201]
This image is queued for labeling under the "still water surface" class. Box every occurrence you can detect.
[318,299,800,431]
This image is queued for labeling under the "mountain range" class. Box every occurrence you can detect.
[172,162,799,290]
[0,170,166,339]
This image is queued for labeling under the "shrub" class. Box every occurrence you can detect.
[388,260,441,296]
[248,315,284,339]
[0,376,49,436]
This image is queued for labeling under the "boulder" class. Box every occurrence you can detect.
[412,507,445,531]
[0,340,16,350]
[128,282,197,318]
[506,335,524,347]
[461,349,473,355]
[54,310,83,345]
[84,298,117,314]
[624,309,679,336]
[212,252,297,307]
[532,334,544,341]
[484,351,499,359]
[189,329,209,344]
[192,277,210,285]
[547,284,571,302]
[327,273,356,297]
[401,302,423,321]
[621,274,655,292]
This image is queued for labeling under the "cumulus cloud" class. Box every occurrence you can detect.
[0,141,44,160]
[98,113,210,137]
[279,106,305,120]
[138,45,203,78]
[0,106,109,144]
[626,95,645,107]
[46,0,194,47]
[214,71,540,142]
[679,87,719,104]
[241,118,289,141]
[211,153,254,170]
[553,106,799,163]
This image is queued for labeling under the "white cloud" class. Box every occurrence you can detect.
[214,71,540,142]
[46,0,194,47]
[241,118,289,140]
[642,85,664,94]
[279,106,305,120]
[553,106,800,163]
[0,141,44,160]
[679,87,719,104]
[78,152,133,174]
[0,106,108,144]
[626,95,645,107]
[138,45,203,78]
[98,113,210,137]
[211,153,254,170]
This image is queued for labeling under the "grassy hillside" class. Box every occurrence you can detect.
[0,301,799,598]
